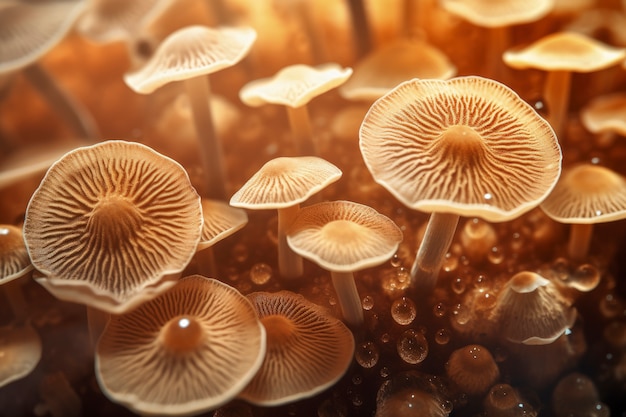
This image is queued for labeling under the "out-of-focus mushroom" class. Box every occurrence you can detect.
[0,0,99,139]
[580,92,626,137]
[286,200,402,326]
[0,224,33,322]
[540,163,626,261]
[446,344,500,396]
[239,63,352,155]
[23,140,203,314]
[551,373,610,417]
[239,291,354,406]
[483,384,537,417]
[95,275,266,416]
[375,371,450,417]
[503,31,626,137]
[0,323,42,388]
[359,76,561,294]
[124,25,257,199]
[230,156,342,279]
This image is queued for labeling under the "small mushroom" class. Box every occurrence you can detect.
[0,224,33,322]
[230,156,342,279]
[580,92,626,137]
[286,200,402,326]
[239,63,352,155]
[446,344,500,396]
[95,275,266,416]
[0,323,42,388]
[238,290,354,406]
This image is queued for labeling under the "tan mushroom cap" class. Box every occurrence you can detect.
[0,225,33,285]
[503,31,626,72]
[440,0,554,27]
[230,156,342,209]
[540,164,626,224]
[287,200,403,272]
[489,271,577,345]
[198,199,248,251]
[239,291,354,406]
[23,140,203,314]
[0,0,87,74]
[359,76,561,222]
[580,92,626,136]
[239,63,353,108]
[446,344,500,396]
[96,275,266,416]
[124,25,257,94]
[339,39,457,102]
[0,323,42,388]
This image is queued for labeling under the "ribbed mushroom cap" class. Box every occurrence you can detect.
[0,225,33,285]
[96,275,266,416]
[489,271,577,345]
[23,140,203,314]
[339,39,456,101]
[286,200,403,272]
[440,0,554,27]
[197,199,248,251]
[540,164,626,224]
[359,76,561,222]
[239,291,354,406]
[0,0,87,74]
[446,344,500,396]
[0,323,42,388]
[503,31,626,72]
[230,156,342,210]
[239,63,353,108]
[124,25,257,94]
[581,92,626,136]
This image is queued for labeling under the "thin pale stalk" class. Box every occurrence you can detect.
[544,70,571,139]
[278,204,303,279]
[286,105,317,155]
[347,0,372,59]
[331,270,363,327]
[86,307,110,348]
[568,223,593,261]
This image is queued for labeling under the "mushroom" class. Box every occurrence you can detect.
[239,63,353,155]
[286,200,402,326]
[0,224,33,322]
[489,271,577,345]
[551,373,609,417]
[375,371,450,417]
[238,290,354,406]
[484,384,536,417]
[230,156,342,279]
[540,163,626,261]
[446,344,500,396]
[503,31,626,138]
[22,140,203,314]
[580,92,626,137]
[95,275,266,416]
[0,323,42,388]
[124,25,257,199]
[359,76,561,294]
[0,0,99,139]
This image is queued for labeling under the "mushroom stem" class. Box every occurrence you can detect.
[183,75,228,200]
[278,205,304,279]
[567,223,594,261]
[330,270,363,327]
[86,307,110,348]
[197,247,218,277]
[3,278,28,323]
[410,212,460,294]
[347,0,372,59]
[292,0,328,63]
[23,62,100,140]
[286,105,317,156]
[544,70,572,139]
[487,26,509,80]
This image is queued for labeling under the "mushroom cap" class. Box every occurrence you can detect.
[0,0,87,74]
[230,156,342,210]
[23,140,203,314]
[440,0,554,27]
[286,200,403,272]
[197,199,248,251]
[446,344,500,396]
[0,224,33,285]
[359,76,561,222]
[124,25,257,94]
[96,275,266,416]
[0,323,42,388]
[540,163,626,224]
[238,291,354,406]
[489,271,577,345]
[339,39,457,101]
[580,92,626,136]
[239,63,353,108]
[503,31,626,72]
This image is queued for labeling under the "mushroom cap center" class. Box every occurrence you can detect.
[86,196,143,250]
[261,314,297,347]
[321,219,366,243]
[436,125,486,165]
[160,316,204,354]
[568,165,621,193]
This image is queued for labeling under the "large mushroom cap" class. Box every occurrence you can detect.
[124,25,257,94]
[359,76,561,222]
[440,0,554,27]
[23,140,203,314]
[96,275,266,416]
[239,291,354,406]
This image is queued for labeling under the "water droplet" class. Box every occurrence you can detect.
[433,302,447,318]
[595,209,603,216]
[435,328,451,345]
[551,257,571,282]
[484,192,493,201]
[487,246,504,264]
[379,366,390,378]
[352,374,363,385]
[380,333,391,343]
[452,303,471,326]
[390,254,402,267]
[397,329,428,364]
[442,252,459,272]
[391,297,417,325]
[249,263,272,285]
[451,276,466,294]
[474,274,490,290]
[600,293,624,318]
[362,295,374,311]
[355,341,379,368]
[231,244,248,263]
[570,263,601,292]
